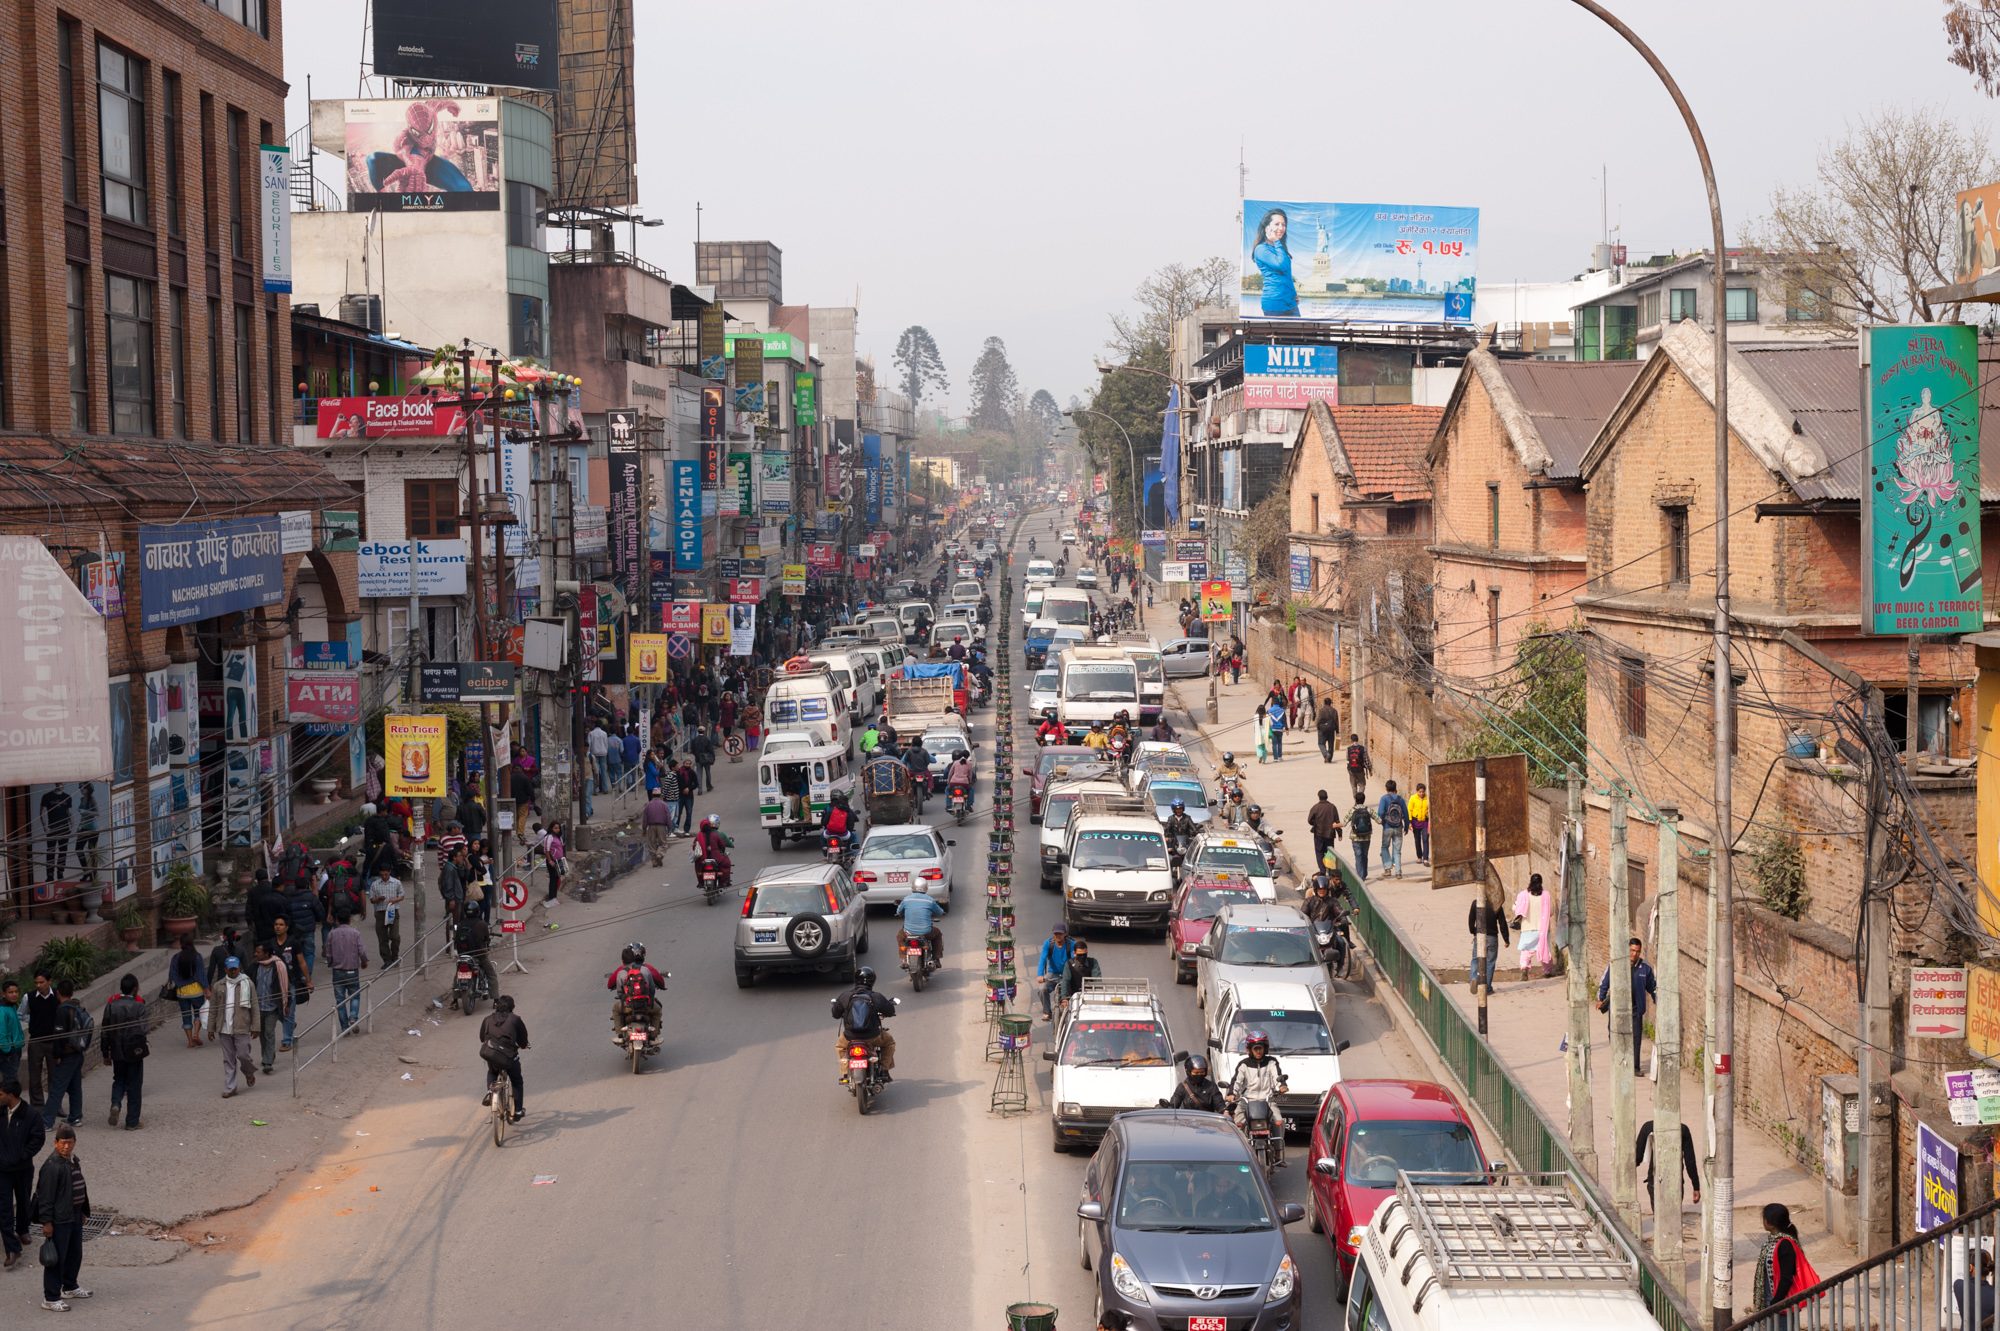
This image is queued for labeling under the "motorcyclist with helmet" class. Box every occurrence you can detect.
[822,791,860,857]
[1165,1053,1229,1113]
[1163,799,1198,854]
[946,635,968,662]
[453,908,497,1004]
[1216,751,1245,785]
[945,750,975,810]
[831,966,897,1081]
[607,942,667,1040]
[1036,709,1066,746]
[895,882,945,969]
[1082,720,1110,752]
[901,737,935,810]
[692,813,734,889]
[1225,1029,1290,1126]
[1244,803,1269,838]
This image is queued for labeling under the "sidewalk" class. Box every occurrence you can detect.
[1142,592,1857,1310]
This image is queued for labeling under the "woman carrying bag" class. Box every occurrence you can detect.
[164,937,207,1048]
[1754,1202,1820,1331]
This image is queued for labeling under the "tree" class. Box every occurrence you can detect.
[1945,0,2000,95]
[1077,339,1170,536]
[891,325,948,408]
[1758,106,1997,326]
[968,336,1019,432]
[856,357,878,407]
[1108,258,1234,360]
[1022,389,1063,444]
[1447,623,1587,788]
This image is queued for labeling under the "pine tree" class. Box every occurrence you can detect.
[891,326,949,408]
[968,336,1019,432]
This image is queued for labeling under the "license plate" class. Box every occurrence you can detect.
[753,930,777,943]
[848,1057,871,1069]
[1189,1319,1227,1331]
[887,871,910,883]
[629,1031,648,1044]
[1111,916,1130,928]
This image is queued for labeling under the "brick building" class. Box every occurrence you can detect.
[0,0,358,930]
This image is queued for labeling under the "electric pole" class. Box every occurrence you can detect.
[1563,766,1598,1176]
[1653,807,1686,1284]
[1609,783,1637,1232]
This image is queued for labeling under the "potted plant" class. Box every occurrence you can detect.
[160,862,210,940]
[113,898,148,949]
[32,935,100,992]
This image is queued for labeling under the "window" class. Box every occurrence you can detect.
[1786,286,1828,323]
[227,111,246,258]
[1604,305,1638,360]
[168,289,188,436]
[1668,288,1698,323]
[200,95,217,252]
[207,297,222,439]
[1487,588,1501,653]
[511,294,544,358]
[1387,506,1416,537]
[1663,504,1689,587]
[1725,287,1758,322]
[1576,307,1600,362]
[1619,656,1647,739]
[204,0,266,39]
[97,44,148,224]
[235,303,253,441]
[1702,661,1743,757]
[506,181,545,249]
[162,73,184,237]
[405,479,460,539]
[1487,482,1500,549]
[58,20,78,205]
[105,274,154,435]
[66,265,89,430]
[1636,291,1661,328]
[1309,493,1321,531]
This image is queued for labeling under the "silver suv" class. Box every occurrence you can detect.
[734,863,870,988]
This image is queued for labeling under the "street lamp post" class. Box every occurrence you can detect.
[1062,407,1143,539]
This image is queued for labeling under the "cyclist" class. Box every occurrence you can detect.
[478,995,530,1122]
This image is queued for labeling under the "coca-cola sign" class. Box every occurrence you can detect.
[315,395,468,439]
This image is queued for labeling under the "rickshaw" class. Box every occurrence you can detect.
[860,752,917,826]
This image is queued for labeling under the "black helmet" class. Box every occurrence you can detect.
[856,966,877,989]
[1248,803,1263,815]
[1185,1053,1211,1078]
[620,944,641,966]
[628,942,647,964]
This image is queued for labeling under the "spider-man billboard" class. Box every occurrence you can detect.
[342,99,501,213]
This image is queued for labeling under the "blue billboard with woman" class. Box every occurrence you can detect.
[1240,199,1479,325]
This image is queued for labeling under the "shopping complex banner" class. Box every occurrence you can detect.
[139,518,285,630]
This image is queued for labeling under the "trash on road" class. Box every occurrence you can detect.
[250,1119,268,1127]
[532,1175,558,1186]
[400,1072,414,1081]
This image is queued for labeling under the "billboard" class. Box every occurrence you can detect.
[671,461,701,572]
[629,634,667,683]
[552,0,636,208]
[1861,324,1983,635]
[1956,181,2000,286]
[343,99,501,213]
[1200,580,1234,622]
[373,0,558,92]
[259,146,292,293]
[0,538,113,785]
[316,395,470,439]
[356,539,469,598]
[383,715,447,798]
[1241,199,1477,325]
[139,518,285,630]
[1244,343,1339,410]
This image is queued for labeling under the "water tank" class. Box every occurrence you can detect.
[338,294,383,333]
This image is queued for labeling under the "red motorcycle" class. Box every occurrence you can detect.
[696,855,727,906]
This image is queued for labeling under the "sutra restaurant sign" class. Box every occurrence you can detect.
[316,395,468,439]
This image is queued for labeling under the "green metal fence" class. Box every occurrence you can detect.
[1343,864,1700,1331]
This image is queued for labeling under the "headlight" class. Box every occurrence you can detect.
[1266,1253,1298,1303]
[1069,887,1093,901]
[1109,1252,1149,1303]
[1180,941,1198,953]
[1060,1101,1083,1117]
[1345,1224,1368,1253]
[1149,890,1169,903]
[1043,846,1059,860]
[1314,981,1329,1005]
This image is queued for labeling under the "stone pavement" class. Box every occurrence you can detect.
[1138,590,1858,1310]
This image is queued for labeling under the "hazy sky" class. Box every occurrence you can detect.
[286,0,2000,412]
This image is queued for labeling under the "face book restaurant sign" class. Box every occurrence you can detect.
[0,538,114,784]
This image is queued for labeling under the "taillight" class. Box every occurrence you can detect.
[919,868,943,881]
[854,871,877,883]
[740,893,756,917]
[848,1043,869,1059]
[826,883,840,913]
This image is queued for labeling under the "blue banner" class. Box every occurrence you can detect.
[1244,344,1339,378]
[1162,385,1181,526]
[672,460,701,571]
[863,432,883,524]
[139,517,285,630]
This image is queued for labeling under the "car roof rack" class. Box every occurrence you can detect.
[1077,977,1156,1005]
[1390,1170,1639,1291]
[1072,793,1153,819]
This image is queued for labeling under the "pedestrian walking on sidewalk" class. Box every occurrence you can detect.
[541,822,568,907]
[1635,1119,1700,1211]
[642,788,675,865]
[1597,937,1658,1076]
[325,913,368,1034]
[98,975,147,1131]
[1467,893,1509,991]
[31,1122,89,1311]
[1344,735,1373,804]
[23,974,58,1107]
[1376,782,1409,878]
[251,944,291,1076]
[1754,1203,1819,1330]
[1308,791,1344,877]
[0,1078,40,1269]
[39,983,87,1130]
[1512,874,1554,979]
[587,721,611,796]
[367,863,404,966]
[1345,797,1376,881]
[164,939,206,1049]
[0,981,22,1088]
[1409,783,1431,863]
[270,919,310,1050]
[208,956,259,1096]
[1267,703,1287,760]
[675,759,699,834]
[691,727,718,792]
[1228,647,1244,685]
[1253,705,1271,763]
[1316,704,1340,764]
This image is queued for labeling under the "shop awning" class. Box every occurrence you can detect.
[0,438,355,516]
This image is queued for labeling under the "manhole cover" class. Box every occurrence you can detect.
[81,1214,119,1242]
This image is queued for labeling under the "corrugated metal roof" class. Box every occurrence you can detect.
[1328,405,1442,500]
[0,437,357,516]
[1492,359,1643,479]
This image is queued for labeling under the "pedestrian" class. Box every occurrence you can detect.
[246,868,286,947]
[1467,891,1510,992]
[31,1122,89,1311]
[1376,780,1408,878]
[623,724,642,786]
[436,843,466,922]
[270,917,311,1051]
[207,954,258,1096]
[0,981,22,1088]
[1635,1119,1700,1212]
[692,728,720,789]
[675,758,698,833]
[1344,734,1373,804]
[1035,923,1075,1022]
[1308,790,1344,877]
[318,852,364,960]
[0,1078,41,1270]
[1316,702,1341,764]
[325,910,369,1034]
[1409,782,1431,863]
[283,876,324,976]
[656,763,683,834]
[23,972,58,1107]
[642,788,674,865]
[251,943,290,1076]
[1754,1203,1819,1331]
[456,791,487,843]
[1253,705,1270,764]
[368,862,404,966]
[1345,796,1376,881]
[1512,873,1555,980]
[206,927,243,989]
[1597,936,1659,1076]
[541,821,567,906]
[1267,701,1287,760]
[1228,649,1243,685]
[97,975,147,1132]
[587,720,611,795]
[39,983,86,1131]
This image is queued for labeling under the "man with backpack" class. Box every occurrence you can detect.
[1344,734,1373,804]
[283,877,325,975]
[1345,796,1377,882]
[40,982,89,1129]
[455,910,498,1010]
[319,856,366,961]
[607,944,665,1041]
[99,974,147,1131]
[830,967,896,1081]
[1376,780,1410,879]
[1316,702,1341,763]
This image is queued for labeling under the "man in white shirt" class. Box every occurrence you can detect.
[368,864,405,967]
[206,956,260,1097]
[587,723,610,795]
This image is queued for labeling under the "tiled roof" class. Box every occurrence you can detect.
[0,436,357,516]
[1327,405,1442,500]
[1491,358,1643,479]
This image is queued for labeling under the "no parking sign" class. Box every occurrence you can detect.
[499,875,530,912]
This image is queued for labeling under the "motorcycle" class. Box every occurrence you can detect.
[1233,1092,1289,1175]
[696,855,727,906]
[613,989,667,1073]
[450,952,490,1016]
[902,933,940,991]
[948,781,972,826]
[911,769,933,815]
[824,834,857,871]
[1315,905,1356,981]
[841,1012,899,1115]
[1218,776,1246,827]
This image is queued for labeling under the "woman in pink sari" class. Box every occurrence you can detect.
[1512,873,1555,979]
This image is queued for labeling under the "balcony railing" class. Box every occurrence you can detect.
[1727,1197,2000,1331]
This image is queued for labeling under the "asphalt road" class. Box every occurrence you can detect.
[99,506,1435,1331]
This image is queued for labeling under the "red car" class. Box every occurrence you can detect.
[1306,1079,1491,1283]
[1165,871,1260,984]
[1019,746,1101,823]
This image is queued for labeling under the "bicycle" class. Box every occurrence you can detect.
[489,1063,516,1146]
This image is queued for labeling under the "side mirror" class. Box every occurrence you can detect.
[1336,1040,1352,1055]
[1055,850,1069,865]
[1278,1202,1306,1225]
[1043,1050,1056,1063]
[1194,939,1216,959]
[1076,1200,1105,1223]
[945,839,956,848]
[1314,1157,1338,1177]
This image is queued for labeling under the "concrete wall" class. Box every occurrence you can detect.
[294,209,512,354]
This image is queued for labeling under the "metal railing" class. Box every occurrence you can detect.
[1342,864,1701,1331]
[288,911,461,1096]
[1727,1198,2000,1331]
